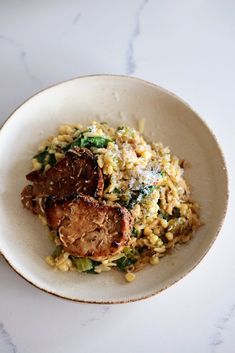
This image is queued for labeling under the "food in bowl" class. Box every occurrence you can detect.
[21,121,201,282]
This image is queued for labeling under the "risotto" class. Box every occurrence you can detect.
[21,121,200,282]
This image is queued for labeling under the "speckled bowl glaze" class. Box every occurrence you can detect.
[0,75,228,303]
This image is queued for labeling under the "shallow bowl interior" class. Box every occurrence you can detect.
[0,75,228,303]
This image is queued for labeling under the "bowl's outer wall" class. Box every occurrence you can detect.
[0,76,228,303]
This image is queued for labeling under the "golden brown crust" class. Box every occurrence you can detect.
[21,185,40,215]
[45,195,133,260]
[21,148,104,214]
[26,148,104,199]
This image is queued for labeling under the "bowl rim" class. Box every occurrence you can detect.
[0,74,229,304]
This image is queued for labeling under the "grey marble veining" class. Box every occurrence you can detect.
[81,306,110,327]
[126,0,148,75]
[19,51,42,86]
[210,305,235,353]
[72,12,81,25]
[0,323,17,353]
[0,34,20,48]
[0,34,42,87]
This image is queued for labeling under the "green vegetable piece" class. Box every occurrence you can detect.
[70,136,82,148]
[34,148,57,168]
[116,256,136,271]
[48,153,57,166]
[71,257,93,272]
[83,136,111,148]
[52,245,63,258]
[128,185,157,209]
[62,144,71,153]
[132,228,139,237]
[160,211,170,221]
[113,188,121,194]
[68,129,89,149]
[71,136,111,149]
[34,150,48,165]
[86,260,101,273]
[137,185,156,200]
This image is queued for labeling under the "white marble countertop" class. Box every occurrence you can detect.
[0,1,235,352]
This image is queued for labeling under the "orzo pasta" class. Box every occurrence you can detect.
[21,121,201,282]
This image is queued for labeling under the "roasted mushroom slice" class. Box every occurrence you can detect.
[21,148,104,214]
[45,195,133,261]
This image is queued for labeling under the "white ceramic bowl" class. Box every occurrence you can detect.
[0,75,228,303]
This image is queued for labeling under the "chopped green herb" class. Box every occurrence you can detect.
[48,153,57,166]
[116,126,125,131]
[132,228,139,237]
[69,136,82,148]
[115,256,136,271]
[34,148,57,169]
[52,245,63,258]
[71,136,111,149]
[128,185,157,209]
[71,257,93,272]
[34,150,48,164]
[61,144,70,152]
[86,260,101,273]
[113,188,121,194]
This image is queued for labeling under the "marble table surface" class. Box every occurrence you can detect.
[0,1,235,352]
